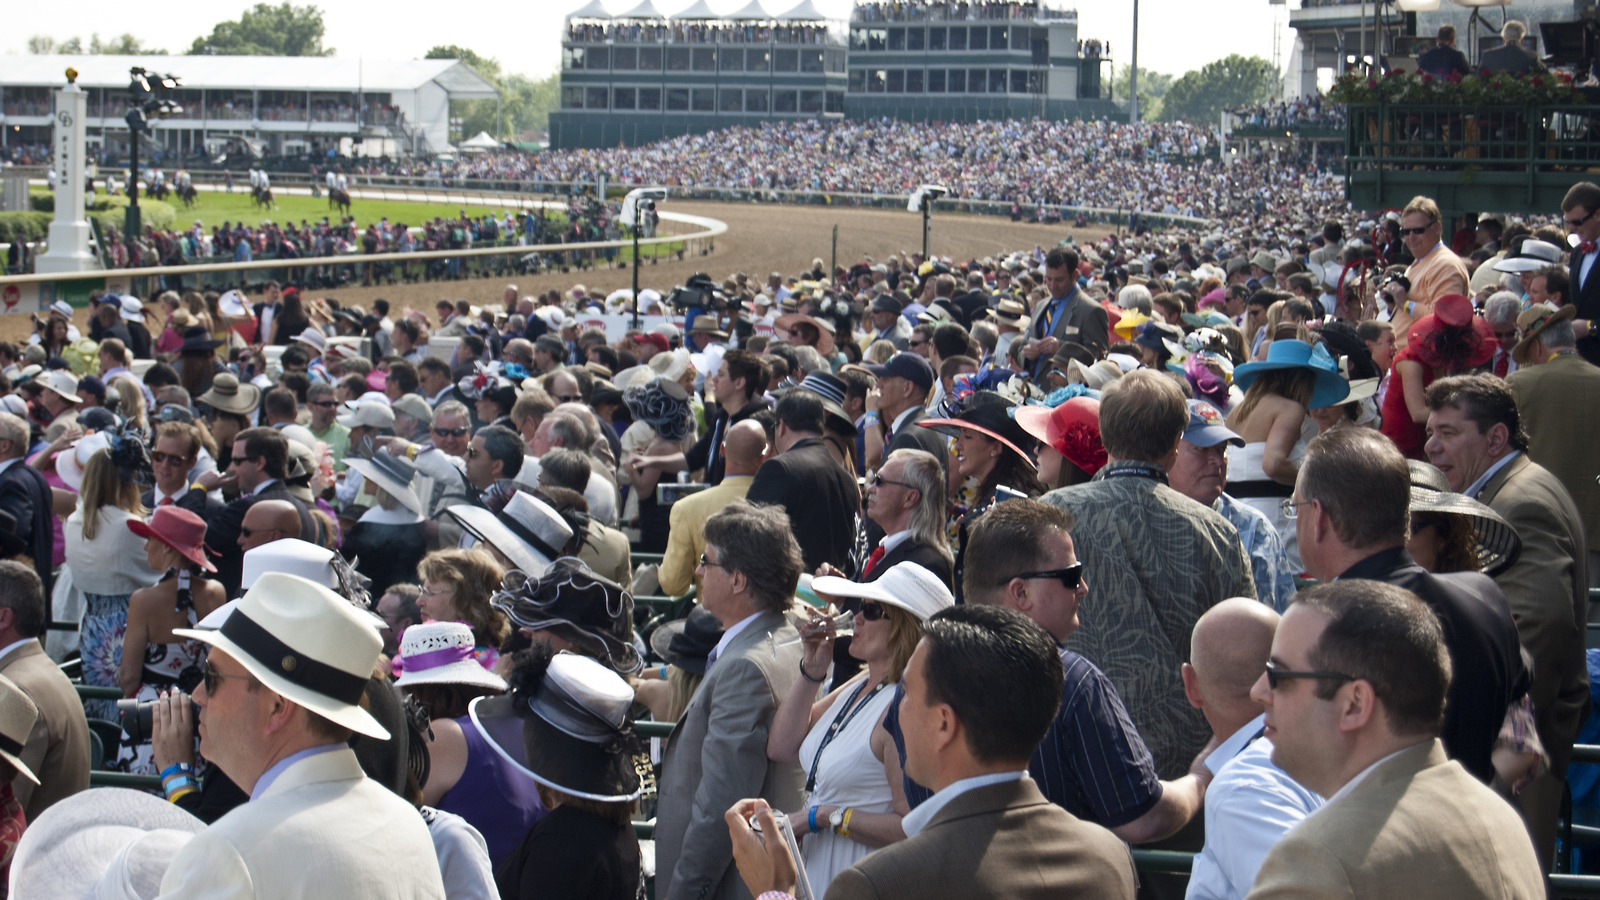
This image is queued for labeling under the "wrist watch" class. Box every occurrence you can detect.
[829,807,845,832]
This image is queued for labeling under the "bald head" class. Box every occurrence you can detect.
[1185,597,1280,736]
[723,419,769,476]
[238,500,303,552]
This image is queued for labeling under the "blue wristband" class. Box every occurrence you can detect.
[808,806,819,833]
[160,762,193,781]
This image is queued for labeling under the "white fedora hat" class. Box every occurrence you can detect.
[292,327,327,354]
[448,492,572,579]
[41,369,83,405]
[175,572,389,739]
[392,621,507,693]
[240,538,340,593]
[8,787,204,899]
[1492,239,1563,273]
[811,561,954,621]
[344,453,421,514]
[55,431,111,493]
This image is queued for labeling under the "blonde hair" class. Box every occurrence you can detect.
[111,380,148,434]
[1232,368,1316,425]
[79,450,146,540]
[417,549,509,650]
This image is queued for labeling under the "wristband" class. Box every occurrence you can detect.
[808,806,819,834]
[160,762,193,781]
[798,660,825,684]
[190,482,207,493]
[757,894,795,900]
[839,807,854,837]
[163,776,195,797]
[406,444,420,461]
[167,787,197,804]
[659,665,669,679]
[863,412,880,424]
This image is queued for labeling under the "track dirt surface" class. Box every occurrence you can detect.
[3,199,1114,341]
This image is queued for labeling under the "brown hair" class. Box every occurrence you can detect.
[1298,428,1410,550]
[1232,367,1316,425]
[417,549,510,650]
[79,450,147,540]
[1097,370,1187,463]
[962,499,1074,606]
[1412,513,1480,574]
[1424,374,1529,453]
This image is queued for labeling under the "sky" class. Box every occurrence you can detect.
[4,0,1293,83]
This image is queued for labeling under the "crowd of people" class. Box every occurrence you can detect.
[1227,96,1346,130]
[0,170,1591,900]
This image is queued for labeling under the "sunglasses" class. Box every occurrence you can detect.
[553,394,583,404]
[202,662,252,695]
[1565,208,1597,229]
[149,450,192,466]
[999,563,1084,591]
[432,426,469,438]
[308,400,338,408]
[1263,660,1354,690]
[239,526,281,540]
[870,473,916,490]
[698,552,730,571]
[837,598,888,621]
[1398,225,1432,237]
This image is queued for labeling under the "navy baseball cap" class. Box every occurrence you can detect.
[866,352,935,391]
[1184,400,1244,448]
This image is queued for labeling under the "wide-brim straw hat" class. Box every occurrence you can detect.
[174,572,390,739]
[812,561,954,621]
[344,454,421,514]
[128,505,216,573]
[1407,460,1522,577]
[775,313,837,355]
[9,787,203,899]
[1512,303,1576,365]
[449,491,573,580]
[198,373,261,416]
[918,391,1037,469]
[392,621,507,692]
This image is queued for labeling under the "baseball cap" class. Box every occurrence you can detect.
[865,352,934,391]
[1184,399,1244,448]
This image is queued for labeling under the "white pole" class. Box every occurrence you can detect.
[36,69,97,274]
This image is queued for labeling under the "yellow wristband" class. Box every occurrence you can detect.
[406,445,420,461]
[189,482,206,493]
[167,787,197,804]
[839,807,854,837]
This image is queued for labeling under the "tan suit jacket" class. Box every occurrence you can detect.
[1507,353,1600,553]
[825,777,1136,900]
[577,520,632,586]
[1478,452,1590,776]
[655,610,804,900]
[0,640,89,820]
[1247,740,1544,900]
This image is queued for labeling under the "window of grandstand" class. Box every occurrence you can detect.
[640,47,663,70]
[563,47,586,70]
[888,70,904,93]
[586,87,609,109]
[692,49,716,72]
[907,70,925,93]
[667,88,689,110]
[614,88,636,110]
[970,26,987,49]
[969,68,987,92]
[991,26,1008,49]
[929,70,946,92]
[638,88,662,110]
[721,50,743,72]
[691,89,715,112]
[907,27,925,50]
[747,49,770,71]
[868,70,886,92]
[949,26,966,49]
[719,89,743,112]
[800,90,824,113]
[668,48,690,71]
[948,69,966,91]
[930,26,947,49]
[802,50,824,73]
[615,48,637,71]
[774,90,798,112]
[775,49,799,72]
[745,90,769,113]
[561,86,583,109]
[825,91,844,113]
[589,48,610,70]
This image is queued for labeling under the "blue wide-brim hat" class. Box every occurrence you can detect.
[1233,339,1350,409]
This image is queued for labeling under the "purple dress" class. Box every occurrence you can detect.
[437,710,547,869]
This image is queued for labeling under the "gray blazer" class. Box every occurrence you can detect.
[656,610,805,900]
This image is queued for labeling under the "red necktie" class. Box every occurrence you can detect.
[1494,351,1509,379]
[862,546,887,579]
[160,496,175,507]
[1580,241,1597,256]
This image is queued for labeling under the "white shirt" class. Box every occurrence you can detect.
[1464,450,1521,500]
[901,770,1026,837]
[1324,745,1414,806]
[0,638,35,664]
[889,405,920,437]
[1185,716,1324,900]
[706,611,763,671]
[1581,245,1597,290]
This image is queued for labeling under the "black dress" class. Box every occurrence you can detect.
[340,514,427,597]
[496,804,641,900]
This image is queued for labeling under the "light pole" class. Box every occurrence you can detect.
[1130,0,1140,123]
[909,184,948,261]
[621,187,668,329]
[123,67,182,247]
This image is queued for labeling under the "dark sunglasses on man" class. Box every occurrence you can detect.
[996,562,1084,591]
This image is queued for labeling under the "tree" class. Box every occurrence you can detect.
[1112,65,1174,122]
[187,3,333,56]
[27,33,165,55]
[1158,54,1279,125]
[425,46,560,140]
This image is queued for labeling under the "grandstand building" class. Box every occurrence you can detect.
[550,0,1117,149]
[0,55,498,159]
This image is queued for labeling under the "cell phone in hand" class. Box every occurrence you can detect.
[750,810,816,900]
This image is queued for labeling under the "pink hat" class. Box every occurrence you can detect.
[1014,397,1106,477]
[366,369,388,392]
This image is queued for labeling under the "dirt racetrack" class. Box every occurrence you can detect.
[1,200,1114,342]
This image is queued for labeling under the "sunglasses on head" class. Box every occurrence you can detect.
[998,562,1084,591]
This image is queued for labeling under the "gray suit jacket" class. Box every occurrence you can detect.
[1246,740,1544,899]
[825,777,1137,900]
[657,610,805,900]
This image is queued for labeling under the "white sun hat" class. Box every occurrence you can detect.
[392,621,507,692]
[174,572,389,739]
[55,431,111,492]
[8,788,205,899]
[811,561,954,621]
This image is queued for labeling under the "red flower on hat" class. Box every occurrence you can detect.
[1060,422,1108,477]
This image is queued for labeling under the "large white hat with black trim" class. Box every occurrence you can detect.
[174,572,389,739]
[448,492,573,579]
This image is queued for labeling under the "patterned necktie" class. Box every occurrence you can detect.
[861,546,887,579]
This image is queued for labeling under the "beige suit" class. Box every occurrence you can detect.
[1246,740,1544,900]
[158,747,445,899]
[655,610,804,900]
[0,640,89,820]
[1507,354,1600,554]
[825,777,1136,900]
[577,520,632,586]
[1477,452,1590,862]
